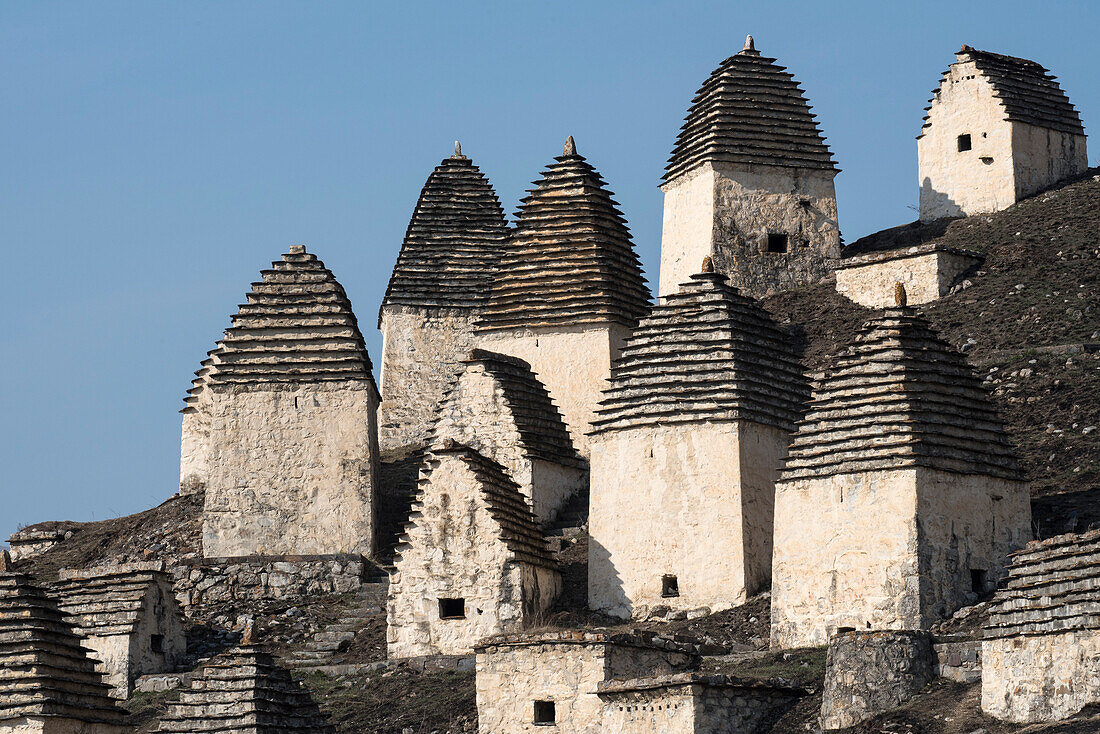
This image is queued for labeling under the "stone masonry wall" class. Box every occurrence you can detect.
[379,306,480,454]
[659,162,840,298]
[478,324,631,459]
[820,630,934,730]
[589,421,786,619]
[202,381,379,558]
[1011,121,1087,201]
[835,248,981,308]
[179,386,213,495]
[983,630,1100,723]
[3,718,128,734]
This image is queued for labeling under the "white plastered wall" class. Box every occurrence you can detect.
[834,251,980,308]
[1011,122,1087,201]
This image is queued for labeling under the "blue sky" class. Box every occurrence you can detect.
[2,1,1097,544]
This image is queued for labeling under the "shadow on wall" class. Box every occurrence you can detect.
[375,449,427,563]
[588,536,630,619]
[920,178,965,221]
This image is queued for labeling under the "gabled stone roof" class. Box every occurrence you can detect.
[156,643,334,733]
[380,144,509,319]
[477,137,650,331]
[778,307,1023,481]
[428,349,584,468]
[52,564,173,638]
[591,270,808,433]
[921,46,1085,137]
[400,442,557,569]
[985,530,1100,640]
[664,35,837,184]
[0,572,126,726]
[183,246,376,411]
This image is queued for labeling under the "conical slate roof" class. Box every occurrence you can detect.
[380,144,509,320]
[478,137,651,331]
[778,307,1023,481]
[428,349,585,468]
[53,564,176,638]
[664,35,838,184]
[183,246,376,412]
[920,46,1085,137]
[156,644,334,733]
[591,270,808,433]
[0,572,126,726]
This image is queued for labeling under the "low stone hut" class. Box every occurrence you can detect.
[428,349,586,524]
[770,303,1031,648]
[476,137,651,458]
[186,245,381,558]
[918,45,1087,221]
[834,243,983,308]
[388,442,560,659]
[588,266,808,619]
[0,569,127,733]
[597,674,806,734]
[378,143,509,454]
[475,631,699,734]
[52,563,185,698]
[155,642,334,732]
[982,530,1100,723]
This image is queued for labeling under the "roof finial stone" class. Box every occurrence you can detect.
[453,140,463,158]
[0,550,11,572]
[743,35,755,52]
[894,282,908,307]
[701,255,714,273]
[564,136,576,156]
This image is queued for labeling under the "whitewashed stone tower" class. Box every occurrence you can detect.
[186,246,381,558]
[588,263,808,618]
[659,35,840,299]
[771,300,1031,648]
[477,137,651,457]
[428,349,586,524]
[387,441,560,658]
[379,144,509,454]
[918,46,1087,222]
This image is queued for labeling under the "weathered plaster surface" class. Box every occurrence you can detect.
[983,631,1100,723]
[771,468,1030,648]
[589,422,787,618]
[659,162,840,298]
[835,249,980,308]
[477,324,631,458]
[379,305,480,453]
[599,684,795,734]
[202,381,380,558]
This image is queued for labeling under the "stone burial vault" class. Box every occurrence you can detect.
[426,348,587,525]
[0,569,127,734]
[378,142,510,455]
[659,35,841,299]
[183,245,381,559]
[387,441,561,658]
[588,262,809,619]
[982,529,1100,724]
[475,136,651,458]
[770,298,1032,648]
[51,563,184,700]
[918,45,1087,222]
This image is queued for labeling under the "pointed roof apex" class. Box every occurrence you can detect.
[564,135,577,156]
[452,140,465,158]
[701,255,714,273]
[741,35,758,55]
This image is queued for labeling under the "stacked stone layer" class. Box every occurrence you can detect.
[478,141,650,331]
[592,272,808,433]
[921,46,1085,137]
[401,444,557,569]
[779,308,1021,481]
[664,42,837,183]
[184,247,375,411]
[0,572,125,726]
[985,530,1100,639]
[156,644,334,733]
[428,349,584,468]
[380,151,509,316]
[52,565,171,638]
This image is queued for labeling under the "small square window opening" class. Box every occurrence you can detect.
[533,700,556,725]
[766,233,789,253]
[957,134,972,152]
[150,634,164,654]
[661,575,680,598]
[438,598,466,619]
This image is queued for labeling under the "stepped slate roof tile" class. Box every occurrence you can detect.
[380,145,509,319]
[183,247,376,411]
[591,271,809,433]
[920,46,1085,137]
[478,138,650,331]
[778,307,1023,481]
[664,36,837,184]
[0,572,126,726]
[52,565,175,639]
